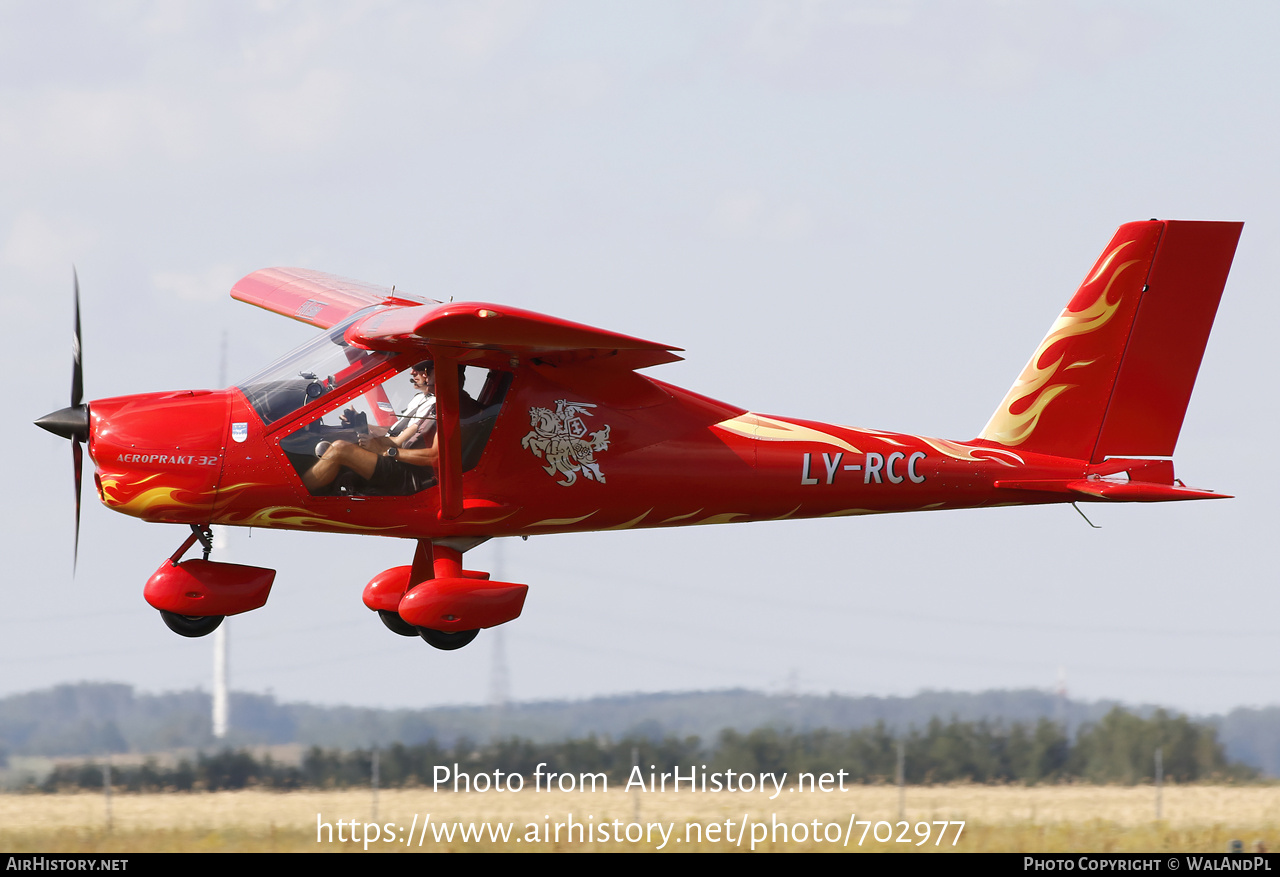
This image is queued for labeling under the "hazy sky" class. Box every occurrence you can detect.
[5,0,1279,718]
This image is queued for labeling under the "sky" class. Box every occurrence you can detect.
[4,0,1279,719]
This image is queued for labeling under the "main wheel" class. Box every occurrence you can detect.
[418,627,480,651]
[160,611,225,638]
[378,609,419,637]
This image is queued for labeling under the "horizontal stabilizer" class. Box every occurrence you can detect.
[994,478,1230,501]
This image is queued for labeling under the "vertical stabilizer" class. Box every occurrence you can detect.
[979,220,1241,462]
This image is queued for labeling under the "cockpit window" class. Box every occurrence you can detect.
[283,363,512,497]
[236,308,395,426]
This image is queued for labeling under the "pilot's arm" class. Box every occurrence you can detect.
[359,427,419,453]
[393,435,439,468]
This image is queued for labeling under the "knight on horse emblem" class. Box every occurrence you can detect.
[521,400,612,486]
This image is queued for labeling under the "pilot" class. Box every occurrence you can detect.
[302,361,479,495]
[386,359,438,448]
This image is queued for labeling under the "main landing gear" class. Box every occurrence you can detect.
[378,607,480,650]
[363,539,527,652]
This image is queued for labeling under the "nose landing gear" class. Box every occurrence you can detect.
[146,525,276,637]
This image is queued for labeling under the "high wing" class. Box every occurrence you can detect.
[345,302,683,370]
[231,267,432,329]
[232,267,683,369]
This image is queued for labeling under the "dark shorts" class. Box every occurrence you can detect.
[370,455,434,496]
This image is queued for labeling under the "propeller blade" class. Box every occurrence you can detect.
[73,440,82,571]
[72,268,83,409]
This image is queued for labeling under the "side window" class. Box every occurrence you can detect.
[282,364,509,496]
[460,367,512,472]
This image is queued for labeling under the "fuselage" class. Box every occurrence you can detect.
[86,354,1093,542]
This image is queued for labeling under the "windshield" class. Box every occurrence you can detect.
[237,308,396,426]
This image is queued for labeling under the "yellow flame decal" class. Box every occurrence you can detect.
[714,413,862,454]
[918,437,1024,467]
[693,512,747,525]
[980,250,1139,447]
[98,474,216,517]
[604,509,652,530]
[222,506,400,531]
[661,509,703,524]
[837,427,908,447]
[1081,239,1132,286]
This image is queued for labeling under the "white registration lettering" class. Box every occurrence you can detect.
[800,453,819,485]
[822,452,842,485]
[799,452,927,485]
[907,452,926,483]
[864,452,884,484]
[885,451,905,484]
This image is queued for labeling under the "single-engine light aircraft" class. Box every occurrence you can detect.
[36,220,1241,650]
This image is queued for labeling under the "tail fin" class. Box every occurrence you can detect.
[979,220,1242,463]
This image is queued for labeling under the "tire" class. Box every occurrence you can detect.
[418,627,480,651]
[378,609,419,637]
[160,611,225,638]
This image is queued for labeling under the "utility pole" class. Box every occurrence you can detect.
[896,738,905,821]
[1155,746,1163,820]
[213,330,230,739]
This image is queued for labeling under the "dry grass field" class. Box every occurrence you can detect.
[2,784,1276,852]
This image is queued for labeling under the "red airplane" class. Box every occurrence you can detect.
[36,219,1242,650]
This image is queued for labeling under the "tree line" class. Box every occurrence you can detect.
[35,707,1255,792]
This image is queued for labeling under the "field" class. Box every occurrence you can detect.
[2,784,1277,852]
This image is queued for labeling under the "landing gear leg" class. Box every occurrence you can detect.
[413,542,481,650]
[155,525,223,637]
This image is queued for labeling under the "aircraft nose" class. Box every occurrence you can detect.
[88,390,230,523]
[35,404,89,442]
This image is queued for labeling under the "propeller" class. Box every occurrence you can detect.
[34,269,89,569]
